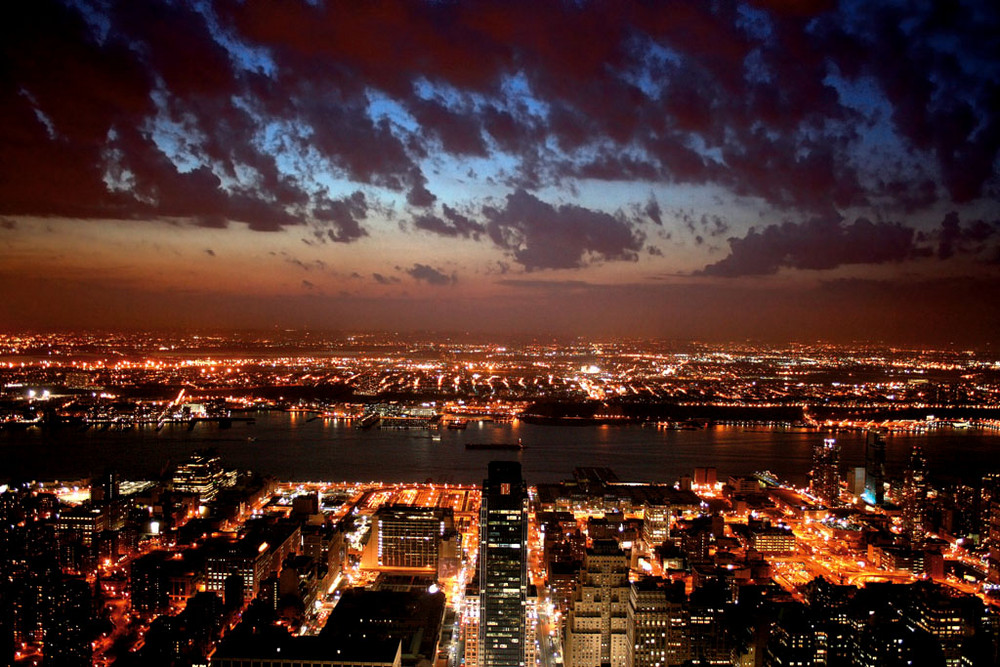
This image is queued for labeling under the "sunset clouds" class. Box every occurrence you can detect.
[1,1,998,341]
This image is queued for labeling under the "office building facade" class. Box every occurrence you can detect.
[564,540,630,667]
[901,442,929,544]
[627,578,687,667]
[364,505,455,571]
[171,450,233,502]
[478,461,529,667]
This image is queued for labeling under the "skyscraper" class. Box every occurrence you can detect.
[809,438,841,504]
[901,442,929,544]
[478,461,529,667]
[864,430,887,506]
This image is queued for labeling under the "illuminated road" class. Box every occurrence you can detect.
[537,594,563,667]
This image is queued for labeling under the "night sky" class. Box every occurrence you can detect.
[1,1,999,344]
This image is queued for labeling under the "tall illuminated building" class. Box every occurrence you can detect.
[478,461,528,667]
[809,438,841,504]
[901,442,929,544]
[864,430,887,506]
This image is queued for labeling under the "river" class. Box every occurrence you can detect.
[4,411,1000,486]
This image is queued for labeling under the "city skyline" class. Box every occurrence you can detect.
[2,330,1000,664]
[2,1,999,343]
[6,450,1000,665]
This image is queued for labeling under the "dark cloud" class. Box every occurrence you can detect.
[936,211,999,260]
[406,176,437,208]
[819,2,1000,204]
[484,261,511,276]
[938,211,962,260]
[0,1,407,231]
[0,1,319,230]
[412,205,485,239]
[675,211,731,240]
[703,209,1000,277]
[483,189,644,270]
[644,196,662,226]
[409,97,488,157]
[0,0,996,271]
[703,215,730,238]
[372,273,400,285]
[701,215,918,277]
[301,91,418,193]
[0,1,153,218]
[878,177,939,214]
[407,263,455,285]
[310,191,369,243]
[284,255,327,272]
[748,1,837,17]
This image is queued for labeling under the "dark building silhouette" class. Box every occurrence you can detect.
[765,602,828,667]
[479,461,528,667]
[320,588,445,666]
[130,551,169,615]
[214,626,401,667]
[42,576,93,667]
[89,469,120,504]
[864,430,887,506]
